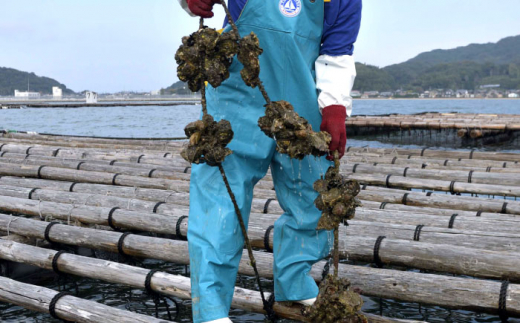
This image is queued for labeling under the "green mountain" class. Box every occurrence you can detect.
[380,35,520,90]
[161,81,194,95]
[0,67,74,96]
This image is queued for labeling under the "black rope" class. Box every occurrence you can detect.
[420,148,427,156]
[444,160,449,166]
[145,269,159,293]
[44,222,60,243]
[486,167,492,172]
[448,214,458,229]
[468,170,474,183]
[403,167,409,177]
[153,202,165,213]
[407,155,412,159]
[69,183,77,192]
[346,146,352,153]
[264,293,277,322]
[449,181,456,194]
[421,163,427,169]
[117,232,132,256]
[264,225,274,252]
[0,151,6,157]
[373,162,378,166]
[352,163,359,173]
[263,198,275,214]
[110,160,117,166]
[499,280,510,322]
[164,152,171,158]
[37,165,46,179]
[148,169,157,178]
[0,144,5,151]
[76,162,85,170]
[108,207,121,231]
[379,202,388,209]
[362,184,367,190]
[501,202,508,214]
[476,210,483,217]
[53,148,61,157]
[49,291,72,321]
[26,146,32,155]
[469,149,476,159]
[52,251,67,275]
[503,162,508,168]
[176,216,188,240]
[413,225,425,241]
[391,157,397,164]
[373,236,386,268]
[402,193,410,205]
[112,173,121,185]
[28,188,38,199]
[137,155,145,163]
[385,174,393,188]
[183,166,191,174]
[426,192,433,197]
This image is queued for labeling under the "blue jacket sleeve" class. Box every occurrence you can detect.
[321,0,362,56]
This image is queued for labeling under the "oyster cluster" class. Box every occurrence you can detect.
[303,275,367,323]
[314,166,361,230]
[181,114,234,166]
[258,101,331,159]
[176,28,239,92]
[237,32,263,87]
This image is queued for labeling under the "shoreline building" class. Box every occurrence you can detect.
[52,87,63,98]
[14,90,40,98]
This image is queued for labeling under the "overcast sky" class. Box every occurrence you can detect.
[1,0,519,93]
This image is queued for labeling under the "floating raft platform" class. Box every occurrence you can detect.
[1,132,520,322]
[347,113,520,147]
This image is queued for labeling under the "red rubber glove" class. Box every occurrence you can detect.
[320,105,347,161]
[187,0,221,18]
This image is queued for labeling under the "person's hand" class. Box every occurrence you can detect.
[186,0,221,18]
[320,105,347,161]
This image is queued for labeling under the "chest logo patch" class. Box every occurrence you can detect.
[279,0,301,18]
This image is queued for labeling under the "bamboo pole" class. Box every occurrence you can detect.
[0,276,170,323]
[0,214,519,318]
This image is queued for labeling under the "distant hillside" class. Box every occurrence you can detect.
[161,81,194,95]
[384,35,520,87]
[0,67,73,96]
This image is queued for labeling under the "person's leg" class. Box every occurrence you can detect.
[270,153,333,301]
[188,143,273,323]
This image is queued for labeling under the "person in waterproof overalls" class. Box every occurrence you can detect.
[177,0,361,322]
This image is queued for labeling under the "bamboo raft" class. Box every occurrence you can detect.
[1,132,520,321]
[347,113,520,147]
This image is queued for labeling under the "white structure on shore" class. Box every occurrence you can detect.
[52,86,63,98]
[86,91,98,104]
[14,90,40,98]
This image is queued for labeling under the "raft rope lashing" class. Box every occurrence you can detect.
[110,160,117,166]
[468,171,474,183]
[499,280,510,322]
[176,215,189,240]
[413,225,425,241]
[444,160,449,166]
[403,167,410,177]
[76,162,85,170]
[164,152,172,158]
[421,163,427,169]
[391,157,398,164]
[501,203,508,214]
[476,210,483,217]
[264,225,274,252]
[37,165,46,179]
[448,214,458,229]
[449,181,457,195]
[144,269,180,321]
[361,184,368,190]
[26,146,33,155]
[44,222,60,244]
[379,202,388,209]
[183,166,191,174]
[469,149,476,159]
[28,188,38,199]
[486,167,492,172]
[426,192,433,197]
[153,202,165,213]
[48,291,73,322]
[0,151,6,157]
[373,236,386,268]
[53,148,61,157]
[112,173,121,185]
[137,155,145,163]
[402,193,410,205]
[117,232,132,256]
[263,198,275,214]
[69,183,77,192]
[148,169,157,178]
[503,162,508,168]
[420,148,427,156]
[0,143,5,151]
[352,163,360,173]
[385,174,393,188]
[108,207,122,231]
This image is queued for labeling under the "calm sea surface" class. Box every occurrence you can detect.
[1,99,519,322]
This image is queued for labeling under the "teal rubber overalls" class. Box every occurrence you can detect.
[188,0,331,321]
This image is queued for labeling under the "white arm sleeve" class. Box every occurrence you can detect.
[315,54,357,117]
[177,0,196,17]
